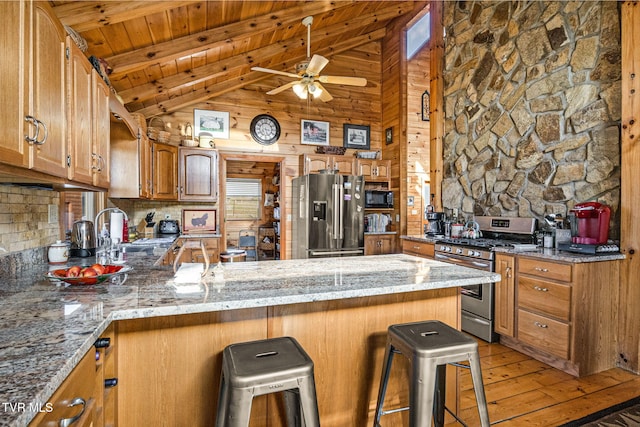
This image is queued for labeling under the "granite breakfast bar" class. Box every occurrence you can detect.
[0,253,499,427]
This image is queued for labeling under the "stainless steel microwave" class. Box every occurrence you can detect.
[365,190,393,208]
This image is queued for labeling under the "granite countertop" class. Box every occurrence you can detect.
[0,252,498,427]
[400,235,625,263]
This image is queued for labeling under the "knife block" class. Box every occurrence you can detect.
[138,219,155,237]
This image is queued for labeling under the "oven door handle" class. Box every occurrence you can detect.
[434,253,492,270]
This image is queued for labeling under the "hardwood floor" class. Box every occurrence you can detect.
[446,340,640,426]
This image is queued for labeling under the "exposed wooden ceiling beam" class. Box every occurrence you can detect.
[134,28,386,117]
[117,4,404,105]
[105,1,355,76]
[54,1,199,32]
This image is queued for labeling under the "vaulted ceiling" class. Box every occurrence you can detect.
[50,1,428,118]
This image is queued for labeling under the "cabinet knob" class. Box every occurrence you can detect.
[533,286,548,292]
[94,337,111,348]
[104,378,118,388]
[534,321,548,329]
[534,267,549,273]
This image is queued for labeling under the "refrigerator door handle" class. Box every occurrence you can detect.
[332,184,340,239]
[338,184,344,239]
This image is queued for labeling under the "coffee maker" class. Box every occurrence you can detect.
[558,202,617,254]
[569,202,610,244]
[425,212,445,236]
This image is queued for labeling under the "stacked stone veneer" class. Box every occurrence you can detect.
[441,1,621,236]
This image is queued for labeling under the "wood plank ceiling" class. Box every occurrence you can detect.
[50,1,427,118]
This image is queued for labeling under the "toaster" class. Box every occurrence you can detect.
[158,219,180,234]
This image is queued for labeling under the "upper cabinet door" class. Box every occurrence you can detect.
[67,39,94,185]
[30,2,68,177]
[92,70,111,188]
[178,148,218,202]
[0,1,29,167]
[152,142,178,200]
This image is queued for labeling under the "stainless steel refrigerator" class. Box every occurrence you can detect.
[292,173,365,258]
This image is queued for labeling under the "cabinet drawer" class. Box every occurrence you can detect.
[30,350,97,426]
[518,309,570,359]
[402,240,434,258]
[519,257,572,282]
[518,276,571,320]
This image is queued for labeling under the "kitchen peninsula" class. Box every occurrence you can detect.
[0,254,498,427]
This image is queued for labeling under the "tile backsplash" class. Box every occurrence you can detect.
[0,184,60,254]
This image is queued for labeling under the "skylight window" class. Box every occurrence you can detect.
[406,12,431,60]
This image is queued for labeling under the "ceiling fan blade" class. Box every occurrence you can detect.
[306,54,329,76]
[251,66,299,79]
[318,75,368,86]
[266,81,298,95]
[314,82,333,102]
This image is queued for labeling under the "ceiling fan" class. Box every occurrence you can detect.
[251,16,367,102]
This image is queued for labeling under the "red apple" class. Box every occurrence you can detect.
[90,263,106,275]
[81,267,98,277]
[66,266,82,278]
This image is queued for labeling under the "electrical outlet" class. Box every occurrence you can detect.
[165,214,171,219]
[48,204,58,224]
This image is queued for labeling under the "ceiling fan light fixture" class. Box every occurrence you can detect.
[293,83,307,99]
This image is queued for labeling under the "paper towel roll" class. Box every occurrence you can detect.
[110,212,124,243]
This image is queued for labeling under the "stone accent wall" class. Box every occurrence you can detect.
[441,1,621,235]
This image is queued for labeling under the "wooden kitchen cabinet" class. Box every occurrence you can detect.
[109,124,151,199]
[151,142,178,200]
[178,147,218,201]
[493,253,515,338]
[365,234,396,255]
[67,40,110,188]
[0,1,67,178]
[29,348,98,427]
[355,159,391,183]
[402,239,434,258]
[91,70,111,188]
[501,256,621,376]
[301,153,355,175]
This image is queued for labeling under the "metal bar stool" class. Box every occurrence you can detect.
[373,320,490,427]
[216,336,320,427]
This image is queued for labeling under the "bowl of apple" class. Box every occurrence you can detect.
[45,263,133,285]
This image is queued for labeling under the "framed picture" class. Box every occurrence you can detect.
[343,124,370,149]
[182,209,217,234]
[422,90,430,121]
[385,127,394,145]
[301,119,330,146]
[194,109,229,139]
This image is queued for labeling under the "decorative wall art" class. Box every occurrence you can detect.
[343,124,370,149]
[385,127,394,145]
[301,119,330,146]
[194,109,229,139]
[422,90,430,121]
[182,209,217,233]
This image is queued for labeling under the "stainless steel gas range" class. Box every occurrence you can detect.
[434,216,537,342]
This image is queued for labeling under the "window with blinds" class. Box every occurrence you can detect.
[225,178,262,220]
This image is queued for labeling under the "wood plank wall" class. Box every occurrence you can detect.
[619,1,640,373]
[406,45,430,235]
[381,6,431,238]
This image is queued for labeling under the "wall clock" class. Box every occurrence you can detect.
[250,114,281,145]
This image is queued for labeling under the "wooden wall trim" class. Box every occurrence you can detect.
[619,1,640,373]
[429,0,444,212]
